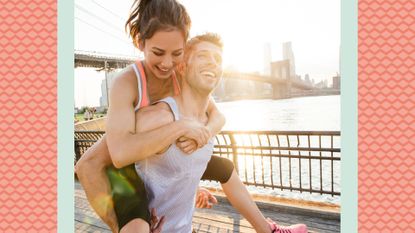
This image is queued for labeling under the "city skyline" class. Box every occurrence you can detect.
[75,0,340,107]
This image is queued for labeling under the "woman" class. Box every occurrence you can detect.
[76,0,233,232]
[76,1,307,233]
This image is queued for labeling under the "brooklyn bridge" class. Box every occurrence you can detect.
[75,50,339,102]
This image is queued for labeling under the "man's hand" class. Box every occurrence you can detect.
[195,188,218,209]
[150,208,165,233]
[176,136,198,154]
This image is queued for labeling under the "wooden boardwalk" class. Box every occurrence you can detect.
[75,182,340,233]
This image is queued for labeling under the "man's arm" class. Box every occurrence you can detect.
[105,74,209,168]
[205,97,226,136]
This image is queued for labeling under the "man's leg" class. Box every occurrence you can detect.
[221,170,271,233]
[221,170,307,233]
[202,157,306,233]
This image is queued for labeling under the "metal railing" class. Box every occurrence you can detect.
[213,131,340,196]
[74,131,105,163]
[74,130,341,196]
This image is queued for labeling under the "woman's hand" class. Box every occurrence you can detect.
[179,118,210,148]
[176,136,198,154]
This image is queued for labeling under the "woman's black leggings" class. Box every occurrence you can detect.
[107,155,235,230]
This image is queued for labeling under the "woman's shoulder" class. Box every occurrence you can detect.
[108,65,139,103]
[111,65,137,88]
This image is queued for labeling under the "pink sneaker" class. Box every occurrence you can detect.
[268,219,308,233]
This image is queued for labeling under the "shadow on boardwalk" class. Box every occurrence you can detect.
[75,182,340,233]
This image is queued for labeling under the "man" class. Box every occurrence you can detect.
[118,33,307,233]
[78,33,307,233]
[128,33,225,232]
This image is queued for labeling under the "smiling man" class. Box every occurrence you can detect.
[114,33,222,232]
[114,33,307,233]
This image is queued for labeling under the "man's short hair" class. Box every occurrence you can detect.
[184,32,223,62]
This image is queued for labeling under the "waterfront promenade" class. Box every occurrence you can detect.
[74,97,341,232]
[75,129,341,232]
[75,181,340,232]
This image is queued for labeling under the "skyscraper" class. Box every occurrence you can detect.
[263,42,272,75]
[282,42,296,78]
[100,71,116,107]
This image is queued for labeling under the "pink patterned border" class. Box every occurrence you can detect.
[0,0,57,231]
[1,0,414,231]
[358,0,415,232]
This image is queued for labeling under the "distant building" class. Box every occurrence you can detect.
[305,74,311,84]
[263,42,272,75]
[332,74,340,89]
[282,42,296,78]
[315,79,329,89]
[100,71,117,107]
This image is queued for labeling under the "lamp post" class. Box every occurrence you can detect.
[104,61,109,107]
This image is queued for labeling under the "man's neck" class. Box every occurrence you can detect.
[175,86,210,121]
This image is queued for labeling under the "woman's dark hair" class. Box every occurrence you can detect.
[125,0,191,48]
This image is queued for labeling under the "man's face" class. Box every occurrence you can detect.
[185,41,223,94]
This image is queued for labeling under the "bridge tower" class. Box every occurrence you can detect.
[270,59,291,99]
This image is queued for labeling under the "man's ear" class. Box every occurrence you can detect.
[176,62,186,77]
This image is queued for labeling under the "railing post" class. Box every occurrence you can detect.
[229,133,239,173]
[74,142,81,164]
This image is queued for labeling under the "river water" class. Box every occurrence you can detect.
[201,95,341,204]
[216,95,340,131]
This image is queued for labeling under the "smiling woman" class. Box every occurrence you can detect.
[75,1,240,232]
[139,30,185,80]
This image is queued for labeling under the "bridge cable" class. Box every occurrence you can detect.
[89,0,125,21]
[75,4,125,35]
[75,16,133,46]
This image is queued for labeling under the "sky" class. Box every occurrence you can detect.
[74,0,340,107]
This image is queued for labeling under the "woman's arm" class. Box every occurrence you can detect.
[106,73,209,168]
[176,98,225,153]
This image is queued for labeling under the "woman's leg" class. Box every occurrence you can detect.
[108,164,151,233]
[75,137,120,232]
[76,136,151,233]
[119,219,150,233]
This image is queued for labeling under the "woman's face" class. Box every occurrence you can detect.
[140,29,185,80]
